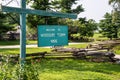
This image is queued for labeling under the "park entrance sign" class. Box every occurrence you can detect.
[38,25,68,47]
[0,0,77,63]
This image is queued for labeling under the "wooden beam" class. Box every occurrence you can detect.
[0,5,77,19]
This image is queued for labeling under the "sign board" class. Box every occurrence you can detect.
[0,0,77,63]
[38,25,68,47]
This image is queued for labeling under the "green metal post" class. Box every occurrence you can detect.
[20,0,26,65]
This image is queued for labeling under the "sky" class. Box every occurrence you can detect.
[1,0,113,22]
[76,0,113,22]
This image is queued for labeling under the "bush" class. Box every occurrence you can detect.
[0,56,40,80]
[113,45,120,54]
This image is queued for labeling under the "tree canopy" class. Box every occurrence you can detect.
[0,12,16,40]
[99,12,120,39]
[26,0,84,39]
[105,0,120,39]
[78,18,97,37]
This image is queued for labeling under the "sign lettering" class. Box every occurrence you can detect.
[38,25,68,47]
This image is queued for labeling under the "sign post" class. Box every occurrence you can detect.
[0,0,77,64]
[20,0,26,65]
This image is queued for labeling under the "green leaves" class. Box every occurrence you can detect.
[99,12,120,39]
[0,12,15,35]
[78,18,97,37]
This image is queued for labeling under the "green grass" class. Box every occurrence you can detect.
[0,40,20,45]
[67,43,88,48]
[26,40,37,44]
[0,40,37,45]
[0,43,120,55]
[1,59,120,80]
[0,42,120,80]
[113,45,120,55]
[0,43,88,55]
[0,48,51,55]
[93,33,108,41]
[38,59,120,80]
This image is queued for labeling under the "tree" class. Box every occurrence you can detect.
[112,9,120,38]
[51,0,84,13]
[27,0,84,26]
[6,13,20,25]
[78,18,97,37]
[109,0,120,11]
[51,0,84,39]
[0,12,15,40]
[57,18,79,39]
[58,18,97,40]
[26,0,53,39]
[27,0,52,26]
[99,13,119,39]
[108,0,120,38]
[26,0,84,39]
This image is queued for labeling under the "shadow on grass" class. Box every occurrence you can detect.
[39,59,120,74]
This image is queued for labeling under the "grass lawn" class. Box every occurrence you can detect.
[0,40,20,45]
[67,43,88,48]
[0,59,120,80]
[0,43,88,55]
[113,45,120,55]
[38,59,120,80]
[93,33,108,41]
[0,43,120,80]
[0,48,51,55]
[0,40,37,45]
[0,43,120,55]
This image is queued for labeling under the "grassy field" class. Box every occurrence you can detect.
[113,45,120,55]
[0,43,88,55]
[39,59,120,80]
[0,43,120,55]
[0,40,37,45]
[93,33,108,41]
[0,48,51,55]
[0,40,20,45]
[0,42,120,79]
[67,43,88,48]
[0,59,120,80]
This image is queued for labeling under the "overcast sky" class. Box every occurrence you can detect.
[76,0,113,22]
[1,0,113,22]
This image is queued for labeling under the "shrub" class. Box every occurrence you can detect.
[0,56,40,80]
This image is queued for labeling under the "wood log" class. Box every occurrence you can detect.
[26,52,47,58]
[86,51,115,57]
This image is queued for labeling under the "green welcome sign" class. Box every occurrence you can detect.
[38,25,68,47]
[0,0,77,64]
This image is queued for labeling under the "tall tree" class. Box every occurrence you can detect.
[26,0,84,39]
[27,0,52,27]
[109,0,120,11]
[99,13,119,39]
[27,0,84,27]
[109,0,120,38]
[78,18,97,37]
[27,0,53,39]
[0,12,15,40]
[51,0,84,14]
